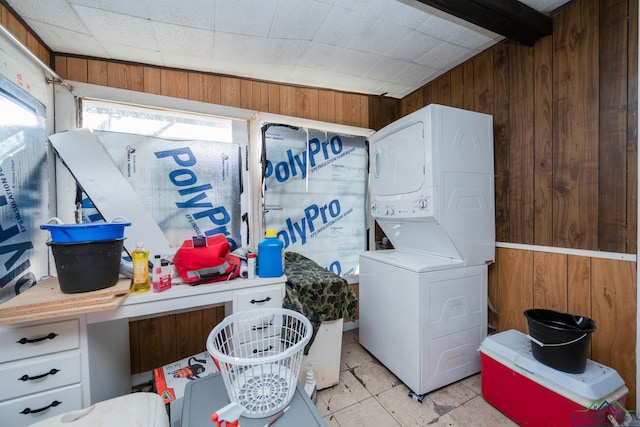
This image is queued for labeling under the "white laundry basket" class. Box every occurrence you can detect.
[206,308,312,418]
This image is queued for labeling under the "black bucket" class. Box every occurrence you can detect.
[524,308,596,374]
[48,238,124,294]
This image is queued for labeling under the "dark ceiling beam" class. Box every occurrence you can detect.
[415,0,552,46]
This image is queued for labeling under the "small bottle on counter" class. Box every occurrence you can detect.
[257,228,284,277]
[152,254,162,292]
[247,252,257,280]
[160,259,172,291]
[131,242,150,293]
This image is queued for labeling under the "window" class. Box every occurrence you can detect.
[81,99,233,143]
[262,123,368,275]
[0,75,48,302]
[78,99,245,251]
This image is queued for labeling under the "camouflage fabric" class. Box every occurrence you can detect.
[282,251,358,354]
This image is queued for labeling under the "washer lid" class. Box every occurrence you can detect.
[360,249,463,272]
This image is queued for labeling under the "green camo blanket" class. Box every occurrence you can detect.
[282,252,358,353]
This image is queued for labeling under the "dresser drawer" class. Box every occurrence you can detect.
[0,352,82,401]
[0,383,83,427]
[234,284,283,312]
[232,310,280,345]
[0,320,80,363]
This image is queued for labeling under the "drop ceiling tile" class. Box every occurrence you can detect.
[374,81,413,98]
[210,58,259,79]
[288,66,382,95]
[9,0,88,34]
[297,41,340,70]
[213,32,266,63]
[153,22,214,57]
[519,0,566,13]
[146,0,215,30]
[330,48,379,76]
[390,62,438,86]
[335,0,392,18]
[25,19,107,56]
[386,30,442,61]
[380,1,432,30]
[362,56,413,82]
[313,5,375,48]
[162,52,213,73]
[70,0,150,19]
[269,0,332,40]
[416,42,473,70]
[248,63,295,81]
[214,0,278,37]
[73,4,159,50]
[258,38,309,65]
[352,19,411,55]
[101,41,163,65]
[453,28,501,50]
[417,12,468,42]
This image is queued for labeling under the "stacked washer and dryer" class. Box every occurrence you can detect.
[359,104,495,397]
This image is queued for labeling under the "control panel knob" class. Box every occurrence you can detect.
[418,199,428,209]
[371,204,376,212]
[385,208,394,216]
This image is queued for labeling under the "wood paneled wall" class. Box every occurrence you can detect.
[52,55,370,129]
[400,0,638,255]
[0,3,50,66]
[129,305,225,374]
[491,248,637,404]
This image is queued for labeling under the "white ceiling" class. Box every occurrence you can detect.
[6,0,571,99]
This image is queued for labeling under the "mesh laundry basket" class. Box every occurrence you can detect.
[206,308,312,418]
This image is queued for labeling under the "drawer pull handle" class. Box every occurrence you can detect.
[17,332,58,344]
[19,368,60,382]
[250,297,271,304]
[253,345,274,354]
[20,400,62,414]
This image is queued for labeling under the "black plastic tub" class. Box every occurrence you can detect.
[524,308,596,374]
[48,238,124,294]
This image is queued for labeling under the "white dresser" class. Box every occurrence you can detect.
[0,276,286,426]
[0,317,88,426]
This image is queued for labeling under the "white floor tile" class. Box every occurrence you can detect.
[331,396,401,427]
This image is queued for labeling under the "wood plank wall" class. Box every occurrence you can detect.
[129,305,226,374]
[400,0,638,255]
[396,0,639,405]
[52,55,370,129]
[0,3,50,66]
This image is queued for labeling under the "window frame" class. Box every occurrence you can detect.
[56,82,373,273]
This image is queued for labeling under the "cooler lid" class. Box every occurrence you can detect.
[480,330,626,402]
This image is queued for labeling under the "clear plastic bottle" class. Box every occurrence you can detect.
[304,368,317,403]
[131,242,150,293]
[152,254,162,292]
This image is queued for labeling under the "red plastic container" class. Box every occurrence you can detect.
[480,330,629,427]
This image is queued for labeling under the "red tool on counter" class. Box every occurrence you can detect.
[211,402,246,427]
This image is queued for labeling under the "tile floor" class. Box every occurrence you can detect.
[318,329,517,427]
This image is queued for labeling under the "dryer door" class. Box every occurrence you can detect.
[370,120,431,197]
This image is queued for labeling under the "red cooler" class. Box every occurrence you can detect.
[480,330,629,426]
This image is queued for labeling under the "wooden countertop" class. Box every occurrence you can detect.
[0,277,131,325]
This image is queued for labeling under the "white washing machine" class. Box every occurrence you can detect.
[359,104,495,396]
